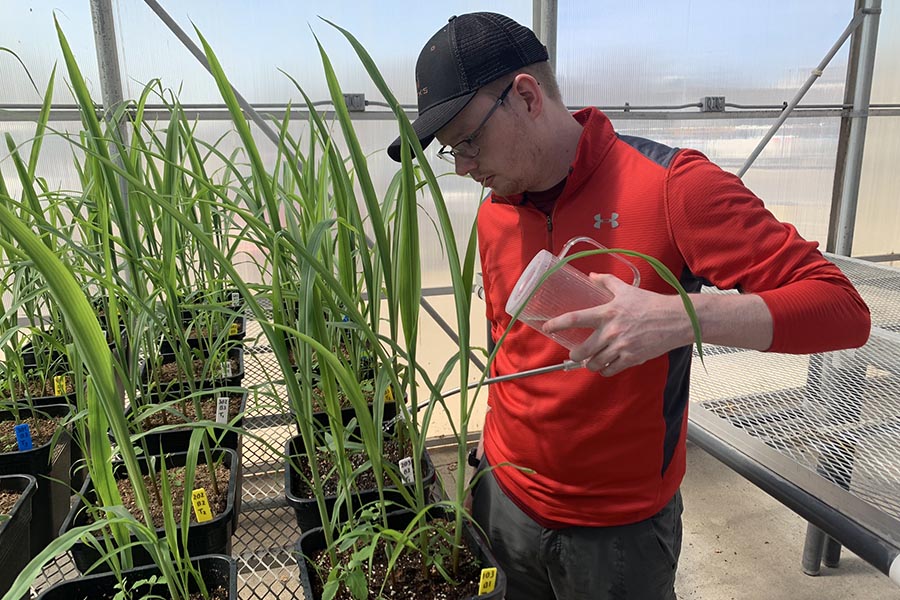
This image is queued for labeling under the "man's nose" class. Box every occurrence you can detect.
[454,155,477,177]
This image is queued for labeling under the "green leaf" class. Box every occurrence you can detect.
[346,567,369,600]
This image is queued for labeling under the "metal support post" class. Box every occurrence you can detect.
[540,0,558,72]
[89,0,131,282]
[827,0,866,254]
[737,9,866,178]
[824,535,843,567]
[834,0,882,256]
[89,0,125,122]
[532,0,542,41]
[802,525,828,575]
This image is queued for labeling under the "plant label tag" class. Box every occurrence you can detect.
[399,457,414,484]
[221,361,232,378]
[478,567,498,595]
[14,423,33,451]
[231,292,240,307]
[53,375,67,396]
[384,387,395,404]
[228,323,239,336]
[216,397,230,424]
[191,488,214,523]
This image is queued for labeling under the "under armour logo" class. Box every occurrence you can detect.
[594,212,619,228]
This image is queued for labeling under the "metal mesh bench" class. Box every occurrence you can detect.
[688,254,900,585]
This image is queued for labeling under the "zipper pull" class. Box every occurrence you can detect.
[546,214,553,232]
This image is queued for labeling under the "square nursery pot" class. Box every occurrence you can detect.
[62,448,239,574]
[158,314,247,355]
[3,360,78,408]
[125,390,248,456]
[123,391,247,527]
[21,338,69,372]
[284,433,436,532]
[141,346,245,399]
[34,554,237,600]
[3,384,83,493]
[295,507,507,600]
[22,325,127,369]
[0,474,37,600]
[0,404,71,559]
[305,399,398,436]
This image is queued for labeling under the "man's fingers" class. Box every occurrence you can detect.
[542,306,598,333]
[588,272,626,295]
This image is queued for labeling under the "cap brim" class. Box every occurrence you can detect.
[387,91,477,162]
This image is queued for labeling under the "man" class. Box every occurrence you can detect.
[388,12,870,600]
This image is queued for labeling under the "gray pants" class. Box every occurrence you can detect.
[472,459,682,600]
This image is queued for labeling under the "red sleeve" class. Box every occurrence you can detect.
[664,149,870,354]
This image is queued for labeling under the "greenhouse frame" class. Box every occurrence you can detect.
[1,1,899,599]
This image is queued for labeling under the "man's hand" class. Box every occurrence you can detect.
[542,273,694,376]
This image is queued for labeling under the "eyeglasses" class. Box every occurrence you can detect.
[436,82,514,163]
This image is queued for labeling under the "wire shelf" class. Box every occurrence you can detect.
[691,255,900,521]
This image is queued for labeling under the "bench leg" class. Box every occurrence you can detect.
[802,523,827,575]
[824,536,843,568]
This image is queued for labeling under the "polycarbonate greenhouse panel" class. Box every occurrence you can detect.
[870,3,900,104]
[605,117,840,247]
[0,2,99,105]
[853,7,900,261]
[854,116,900,261]
[0,120,87,200]
[557,0,851,107]
[242,118,487,288]
[112,1,531,106]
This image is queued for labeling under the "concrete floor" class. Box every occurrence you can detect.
[428,440,900,600]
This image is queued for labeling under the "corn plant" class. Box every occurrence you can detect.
[0,19,255,599]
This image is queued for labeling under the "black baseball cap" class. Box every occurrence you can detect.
[387,12,548,162]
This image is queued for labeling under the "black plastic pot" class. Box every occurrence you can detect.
[124,391,247,528]
[126,390,248,456]
[295,507,507,600]
[307,400,398,434]
[0,474,37,600]
[158,315,247,355]
[21,340,68,372]
[3,390,77,408]
[2,391,85,494]
[34,554,237,599]
[22,325,127,369]
[284,433,436,532]
[62,448,239,574]
[141,346,245,399]
[0,405,71,559]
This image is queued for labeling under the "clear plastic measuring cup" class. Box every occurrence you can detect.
[504,236,641,351]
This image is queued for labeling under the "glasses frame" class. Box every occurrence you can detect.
[436,81,515,163]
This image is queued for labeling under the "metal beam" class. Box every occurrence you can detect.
[141,0,284,148]
[532,0,542,41]
[9,105,900,124]
[834,0,883,256]
[737,8,866,178]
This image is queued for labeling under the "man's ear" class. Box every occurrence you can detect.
[513,73,543,120]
